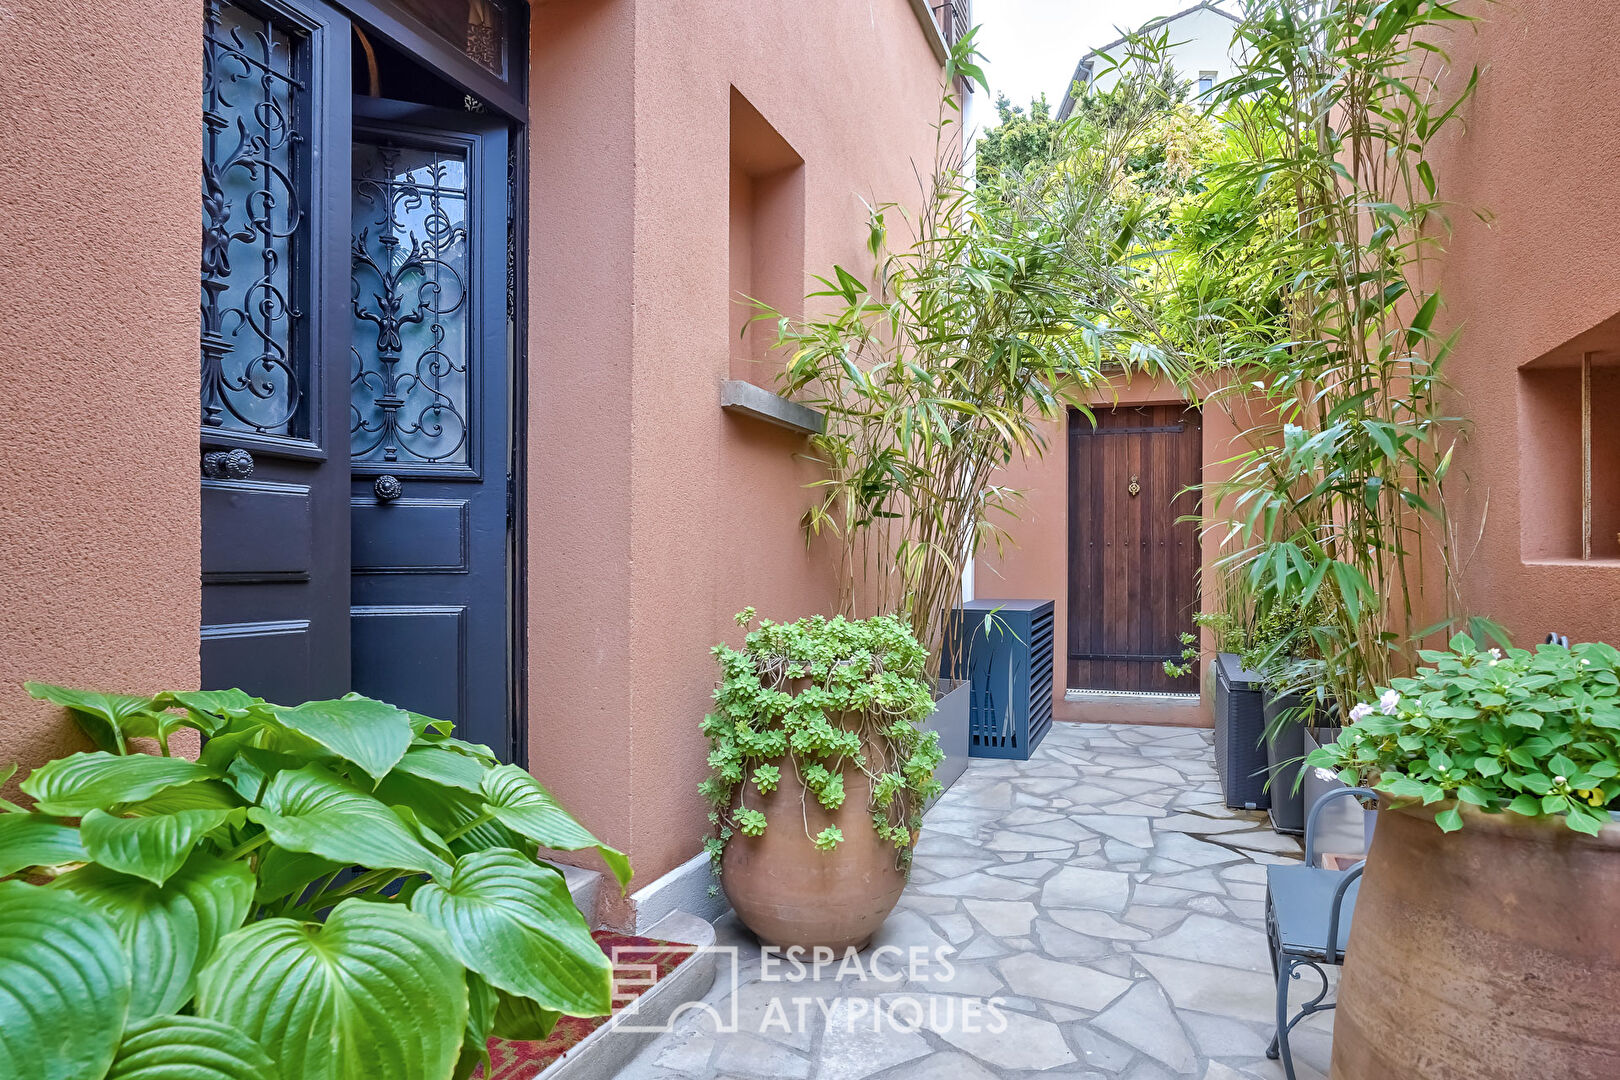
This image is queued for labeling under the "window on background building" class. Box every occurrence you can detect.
[1198,71,1217,95]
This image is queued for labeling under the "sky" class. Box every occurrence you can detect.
[972,0,1237,117]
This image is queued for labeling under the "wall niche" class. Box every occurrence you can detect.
[728,88,805,386]
[1519,312,1620,563]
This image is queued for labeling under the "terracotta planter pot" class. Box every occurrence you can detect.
[720,734,907,952]
[1332,800,1620,1080]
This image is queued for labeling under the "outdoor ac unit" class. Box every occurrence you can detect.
[943,598,1055,760]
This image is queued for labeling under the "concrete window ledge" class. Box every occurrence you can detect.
[720,379,824,435]
[905,0,950,64]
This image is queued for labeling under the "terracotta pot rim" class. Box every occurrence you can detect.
[1381,794,1620,846]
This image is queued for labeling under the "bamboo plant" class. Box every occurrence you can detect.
[1188,0,1492,711]
[757,33,1180,677]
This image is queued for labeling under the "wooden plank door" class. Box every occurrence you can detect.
[1067,405,1202,693]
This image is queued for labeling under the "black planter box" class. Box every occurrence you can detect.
[1264,689,1306,834]
[1213,653,1269,810]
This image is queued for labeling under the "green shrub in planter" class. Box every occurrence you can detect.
[0,683,629,1080]
[1308,634,1620,834]
[699,611,943,870]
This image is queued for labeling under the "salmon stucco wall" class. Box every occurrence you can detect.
[1417,3,1620,647]
[528,0,946,887]
[0,0,202,773]
[976,377,1246,730]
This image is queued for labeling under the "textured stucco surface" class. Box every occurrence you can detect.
[1419,2,1620,646]
[528,0,944,887]
[0,0,202,771]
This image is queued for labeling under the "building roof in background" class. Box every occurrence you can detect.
[1056,1,1240,120]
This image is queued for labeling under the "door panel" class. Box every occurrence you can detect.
[347,97,512,757]
[200,0,351,704]
[1067,405,1202,693]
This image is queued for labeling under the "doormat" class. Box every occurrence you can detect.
[474,930,697,1080]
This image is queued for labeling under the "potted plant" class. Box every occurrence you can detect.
[700,611,943,951]
[0,682,629,1080]
[1174,608,1270,811]
[1310,635,1620,1078]
[1244,598,1323,835]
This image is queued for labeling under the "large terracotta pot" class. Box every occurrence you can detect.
[1332,799,1620,1080]
[721,736,907,952]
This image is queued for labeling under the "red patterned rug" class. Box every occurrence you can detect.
[475,930,698,1080]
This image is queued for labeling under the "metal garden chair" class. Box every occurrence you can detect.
[1264,786,1376,1080]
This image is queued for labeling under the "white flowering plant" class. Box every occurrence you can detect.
[1307,635,1620,834]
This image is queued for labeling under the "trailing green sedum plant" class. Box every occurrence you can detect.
[1308,635,1620,835]
[0,682,630,1080]
[700,611,942,878]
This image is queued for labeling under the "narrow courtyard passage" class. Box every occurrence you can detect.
[622,723,1333,1079]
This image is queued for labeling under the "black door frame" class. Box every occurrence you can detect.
[337,0,530,765]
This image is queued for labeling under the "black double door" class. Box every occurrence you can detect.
[201,17,514,759]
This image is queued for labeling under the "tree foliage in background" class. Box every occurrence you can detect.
[974,93,1064,184]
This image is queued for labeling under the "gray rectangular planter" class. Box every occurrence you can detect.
[922,678,970,812]
[1301,725,1377,863]
[1264,688,1306,835]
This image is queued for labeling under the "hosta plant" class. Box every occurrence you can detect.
[0,682,630,1080]
[1308,635,1620,835]
[700,611,942,875]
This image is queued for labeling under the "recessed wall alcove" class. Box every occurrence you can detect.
[728,88,805,385]
[1519,312,1620,564]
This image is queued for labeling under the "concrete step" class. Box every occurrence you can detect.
[542,911,719,1079]
[556,861,604,924]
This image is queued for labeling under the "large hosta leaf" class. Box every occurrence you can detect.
[255,848,344,905]
[54,852,253,1019]
[267,696,411,781]
[156,689,263,738]
[104,1015,278,1080]
[195,899,467,1080]
[21,752,216,816]
[453,974,498,1080]
[491,989,561,1041]
[25,681,155,754]
[393,746,488,793]
[250,765,450,878]
[481,765,632,888]
[0,880,130,1080]
[81,808,235,886]
[0,812,86,875]
[119,781,243,816]
[374,771,529,856]
[411,849,612,1016]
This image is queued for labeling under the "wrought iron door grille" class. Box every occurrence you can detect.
[350,140,472,466]
[200,0,311,437]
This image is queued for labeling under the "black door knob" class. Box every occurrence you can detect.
[202,448,254,479]
[374,475,403,502]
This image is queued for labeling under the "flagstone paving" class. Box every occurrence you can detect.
[616,723,1336,1080]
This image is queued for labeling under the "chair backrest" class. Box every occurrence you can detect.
[1305,786,1376,866]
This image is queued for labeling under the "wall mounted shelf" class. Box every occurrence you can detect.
[720,379,824,435]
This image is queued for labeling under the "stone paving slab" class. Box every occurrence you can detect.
[613,724,1332,1080]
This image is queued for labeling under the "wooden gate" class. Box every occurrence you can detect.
[1067,404,1202,693]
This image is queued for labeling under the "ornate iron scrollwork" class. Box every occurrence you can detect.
[350,141,472,466]
[200,0,307,437]
[202,448,255,479]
